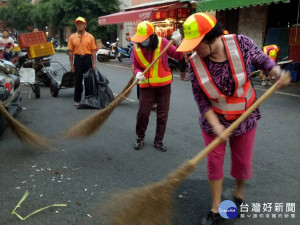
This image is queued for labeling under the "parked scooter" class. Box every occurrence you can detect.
[49,37,61,48]
[96,38,122,62]
[0,59,22,136]
[127,42,134,56]
[118,42,134,60]
[118,47,130,60]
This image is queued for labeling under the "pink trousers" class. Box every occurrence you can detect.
[201,127,257,180]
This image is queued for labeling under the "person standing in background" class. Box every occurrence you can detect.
[0,30,14,61]
[68,16,97,106]
[261,44,280,86]
[178,51,190,81]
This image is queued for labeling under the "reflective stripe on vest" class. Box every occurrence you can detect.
[190,34,256,120]
[222,35,248,97]
[133,37,172,88]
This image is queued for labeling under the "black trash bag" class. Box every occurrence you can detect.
[78,68,114,109]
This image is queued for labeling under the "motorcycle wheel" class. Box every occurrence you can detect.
[34,85,40,98]
[50,82,59,97]
[97,55,107,62]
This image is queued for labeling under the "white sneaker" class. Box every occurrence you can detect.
[267,80,273,86]
[261,80,267,86]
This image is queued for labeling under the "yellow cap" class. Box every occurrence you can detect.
[268,49,277,59]
[177,13,216,52]
[131,21,155,43]
[75,17,86,24]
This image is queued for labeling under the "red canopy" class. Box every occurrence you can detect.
[98,2,188,26]
[98,8,153,26]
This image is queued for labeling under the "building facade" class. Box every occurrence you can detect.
[0,0,7,8]
[101,0,193,48]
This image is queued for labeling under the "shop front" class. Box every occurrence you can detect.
[180,0,290,47]
[98,0,194,48]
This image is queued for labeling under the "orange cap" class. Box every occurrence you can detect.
[177,13,217,52]
[75,17,86,24]
[131,21,155,43]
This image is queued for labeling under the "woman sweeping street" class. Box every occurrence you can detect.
[176,13,290,225]
[131,21,183,152]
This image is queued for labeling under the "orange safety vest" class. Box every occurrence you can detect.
[133,37,172,88]
[190,34,256,121]
[262,45,280,62]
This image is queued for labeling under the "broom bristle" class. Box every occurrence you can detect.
[0,103,50,150]
[64,86,132,139]
[106,181,174,225]
[99,161,196,225]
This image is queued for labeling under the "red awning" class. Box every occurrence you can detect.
[98,2,188,26]
[98,8,153,26]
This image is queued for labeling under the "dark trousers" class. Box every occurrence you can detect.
[74,55,93,102]
[137,84,140,99]
[4,51,12,61]
[178,57,186,72]
[136,84,171,142]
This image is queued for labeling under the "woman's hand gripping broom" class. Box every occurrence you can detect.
[64,40,175,139]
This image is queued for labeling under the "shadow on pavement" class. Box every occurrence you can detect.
[173,178,238,225]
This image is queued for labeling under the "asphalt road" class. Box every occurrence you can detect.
[0,53,299,225]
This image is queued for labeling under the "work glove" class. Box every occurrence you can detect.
[136,72,145,82]
[171,29,182,46]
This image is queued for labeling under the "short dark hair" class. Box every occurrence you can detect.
[137,33,158,50]
[202,22,225,42]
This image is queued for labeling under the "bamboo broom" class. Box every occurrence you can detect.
[101,72,291,225]
[0,102,50,150]
[64,40,175,139]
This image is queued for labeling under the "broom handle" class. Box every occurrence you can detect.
[189,72,291,166]
[122,40,175,96]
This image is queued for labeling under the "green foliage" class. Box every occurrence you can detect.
[0,0,120,41]
[0,0,34,31]
[0,8,8,22]
[36,0,121,40]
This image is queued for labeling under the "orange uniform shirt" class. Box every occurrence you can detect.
[68,31,97,55]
